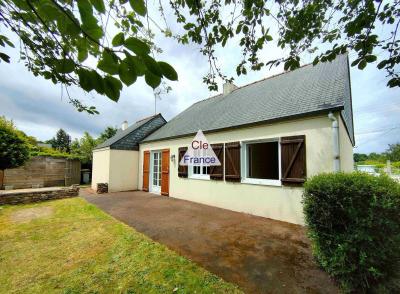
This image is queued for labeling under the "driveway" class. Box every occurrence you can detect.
[82,191,338,293]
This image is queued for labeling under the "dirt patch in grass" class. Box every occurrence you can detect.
[10,206,54,223]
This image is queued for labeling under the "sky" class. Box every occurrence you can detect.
[0,4,399,154]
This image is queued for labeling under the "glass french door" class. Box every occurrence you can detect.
[151,151,162,193]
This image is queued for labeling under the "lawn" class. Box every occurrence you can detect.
[0,198,241,294]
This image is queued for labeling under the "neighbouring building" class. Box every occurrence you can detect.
[91,114,166,192]
[92,54,354,225]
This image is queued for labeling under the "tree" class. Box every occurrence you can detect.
[353,153,368,162]
[368,152,387,162]
[97,126,118,144]
[48,129,71,153]
[71,132,97,165]
[0,125,30,189]
[386,143,400,162]
[0,116,37,146]
[0,1,398,113]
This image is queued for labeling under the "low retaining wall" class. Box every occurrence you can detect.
[0,185,80,205]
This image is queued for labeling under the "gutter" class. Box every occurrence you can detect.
[328,112,340,172]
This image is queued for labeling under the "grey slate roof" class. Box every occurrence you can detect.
[95,114,166,150]
[142,54,354,145]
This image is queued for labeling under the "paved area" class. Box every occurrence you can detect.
[82,190,338,293]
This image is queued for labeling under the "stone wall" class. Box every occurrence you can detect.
[3,156,81,189]
[0,185,79,205]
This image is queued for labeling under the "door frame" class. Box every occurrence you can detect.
[150,150,162,194]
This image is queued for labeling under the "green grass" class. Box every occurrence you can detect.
[0,198,241,294]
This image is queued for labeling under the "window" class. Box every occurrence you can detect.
[242,140,281,186]
[189,149,210,180]
[193,166,210,175]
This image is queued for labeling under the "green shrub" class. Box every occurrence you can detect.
[0,126,30,171]
[303,172,400,292]
[29,146,82,160]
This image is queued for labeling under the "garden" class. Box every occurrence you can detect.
[0,198,240,293]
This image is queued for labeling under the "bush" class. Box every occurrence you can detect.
[303,172,400,292]
[0,126,30,170]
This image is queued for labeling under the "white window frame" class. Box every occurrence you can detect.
[188,148,211,180]
[189,165,211,180]
[240,138,282,186]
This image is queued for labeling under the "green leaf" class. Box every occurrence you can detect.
[91,71,105,94]
[55,59,75,73]
[158,61,178,81]
[142,55,162,76]
[377,60,388,69]
[125,54,146,76]
[97,50,119,75]
[78,0,103,40]
[78,68,95,92]
[37,1,60,22]
[124,37,150,56]
[90,0,106,13]
[77,38,88,62]
[57,11,81,37]
[78,0,94,21]
[119,60,137,86]
[82,18,103,40]
[358,59,367,70]
[0,35,14,48]
[365,55,377,63]
[0,52,10,63]
[144,70,161,89]
[129,0,147,16]
[104,75,122,101]
[112,33,125,47]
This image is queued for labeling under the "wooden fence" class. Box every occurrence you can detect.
[2,156,81,189]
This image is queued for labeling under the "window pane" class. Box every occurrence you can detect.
[247,142,279,180]
[193,166,199,174]
[203,166,210,175]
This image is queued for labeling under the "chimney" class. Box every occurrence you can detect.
[121,120,128,131]
[223,82,238,95]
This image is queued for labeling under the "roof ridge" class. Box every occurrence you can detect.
[192,60,316,106]
[232,61,314,93]
[135,113,160,124]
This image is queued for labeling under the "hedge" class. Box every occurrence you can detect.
[303,172,400,292]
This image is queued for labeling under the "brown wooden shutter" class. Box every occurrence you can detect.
[225,142,241,182]
[178,147,188,178]
[281,135,306,185]
[142,151,150,191]
[210,143,224,180]
[161,149,170,196]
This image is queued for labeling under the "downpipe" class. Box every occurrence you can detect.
[328,112,340,172]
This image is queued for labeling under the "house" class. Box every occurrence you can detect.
[92,54,354,225]
[91,114,166,192]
